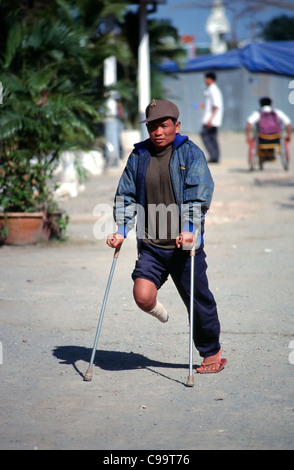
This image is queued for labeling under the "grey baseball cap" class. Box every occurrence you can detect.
[140,99,179,123]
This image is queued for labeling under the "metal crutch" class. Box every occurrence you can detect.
[186,242,196,387]
[84,243,121,382]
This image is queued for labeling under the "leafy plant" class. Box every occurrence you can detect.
[117,11,187,127]
[260,15,294,41]
[0,20,98,217]
[0,0,131,238]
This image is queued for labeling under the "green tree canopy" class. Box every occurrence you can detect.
[117,10,187,126]
[0,0,131,212]
[260,14,294,40]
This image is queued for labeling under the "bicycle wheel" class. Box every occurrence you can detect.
[280,137,289,171]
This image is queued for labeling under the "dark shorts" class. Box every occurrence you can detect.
[132,243,179,289]
[132,242,221,357]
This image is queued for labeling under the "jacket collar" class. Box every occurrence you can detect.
[134,133,188,154]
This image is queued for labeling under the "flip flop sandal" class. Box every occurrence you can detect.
[196,358,227,374]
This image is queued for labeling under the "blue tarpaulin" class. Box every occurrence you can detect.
[160,41,294,77]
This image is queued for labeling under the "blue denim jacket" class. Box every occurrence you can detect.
[114,133,214,246]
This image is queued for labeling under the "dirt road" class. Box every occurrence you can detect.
[1,132,293,450]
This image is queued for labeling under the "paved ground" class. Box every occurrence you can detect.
[1,132,294,450]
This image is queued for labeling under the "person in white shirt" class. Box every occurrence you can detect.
[200,72,224,163]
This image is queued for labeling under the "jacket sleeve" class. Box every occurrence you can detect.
[113,152,138,237]
[180,142,214,236]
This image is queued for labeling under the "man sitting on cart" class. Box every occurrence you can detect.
[246,97,291,170]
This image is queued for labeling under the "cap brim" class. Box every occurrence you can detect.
[139,115,178,124]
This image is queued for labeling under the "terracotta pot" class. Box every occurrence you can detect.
[0,212,45,245]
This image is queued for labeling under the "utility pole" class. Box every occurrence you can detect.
[103,15,120,167]
[136,0,166,139]
[104,55,120,167]
[104,2,167,160]
[138,1,151,139]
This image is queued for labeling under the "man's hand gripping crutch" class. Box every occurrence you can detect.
[176,230,199,387]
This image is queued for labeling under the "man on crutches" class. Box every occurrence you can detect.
[107,99,227,377]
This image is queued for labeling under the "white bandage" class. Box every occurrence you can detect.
[147,301,169,323]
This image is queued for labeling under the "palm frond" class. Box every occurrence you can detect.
[3,22,23,68]
[0,112,38,140]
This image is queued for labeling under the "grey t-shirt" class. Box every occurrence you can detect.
[144,145,179,249]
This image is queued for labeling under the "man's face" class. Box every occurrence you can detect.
[147,118,180,151]
[205,77,213,86]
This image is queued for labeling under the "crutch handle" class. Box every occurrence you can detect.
[114,243,121,258]
[109,236,122,258]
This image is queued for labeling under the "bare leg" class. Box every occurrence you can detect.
[133,278,169,323]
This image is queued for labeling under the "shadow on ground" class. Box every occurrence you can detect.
[52,346,194,386]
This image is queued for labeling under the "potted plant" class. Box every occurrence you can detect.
[0,150,68,244]
[0,1,143,245]
[0,10,107,244]
[0,150,58,245]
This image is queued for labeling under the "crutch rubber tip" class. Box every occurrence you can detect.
[83,367,93,382]
[186,375,195,387]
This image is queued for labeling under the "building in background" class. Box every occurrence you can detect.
[206,0,230,54]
